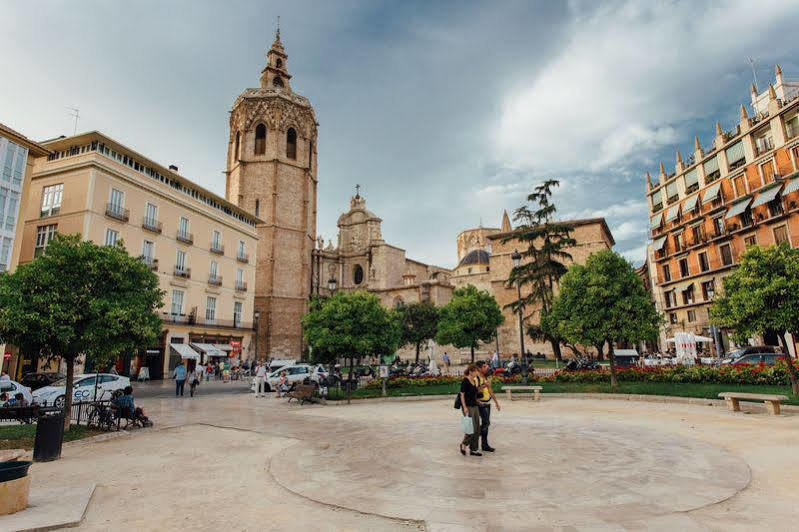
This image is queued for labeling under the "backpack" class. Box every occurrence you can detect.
[453,394,462,410]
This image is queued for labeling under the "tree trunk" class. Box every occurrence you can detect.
[778,334,799,395]
[470,344,475,364]
[415,343,420,364]
[607,342,618,390]
[347,356,354,405]
[595,342,605,361]
[550,339,562,361]
[63,357,74,431]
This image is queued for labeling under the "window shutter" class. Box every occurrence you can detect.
[725,142,745,164]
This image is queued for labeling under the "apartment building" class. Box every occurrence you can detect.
[646,65,799,353]
[18,131,260,379]
[0,123,50,378]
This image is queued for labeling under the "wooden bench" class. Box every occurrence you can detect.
[502,385,543,401]
[718,392,788,415]
[0,405,40,424]
[286,384,316,405]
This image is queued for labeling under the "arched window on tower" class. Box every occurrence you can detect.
[286,128,297,160]
[254,124,266,155]
[233,131,240,162]
[276,58,283,68]
[255,199,260,217]
[273,76,284,88]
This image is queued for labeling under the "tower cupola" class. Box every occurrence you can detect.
[260,27,292,92]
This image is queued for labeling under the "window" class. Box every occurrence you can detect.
[761,161,775,183]
[273,76,284,87]
[698,252,709,272]
[744,235,757,248]
[146,202,158,223]
[276,58,283,68]
[674,232,684,252]
[691,223,705,244]
[176,249,186,270]
[720,243,733,266]
[768,197,784,218]
[755,132,774,156]
[171,290,184,316]
[726,141,746,170]
[666,181,678,203]
[664,290,674,308]
[0,188,6,224]
[233,301,243,327]
[236,268,244,288]
[704,156,720,182]
[774,225,790,246]
[234,131,240,161]
[0,237,11,271]
[210,260,218,279]
[786,114,799,139]
[733,174,746,197]
[679,258,689,278]
[254,124,266,155]
[109,188,124,208]
[255,199,259,217]
[5,191,18,230]
[179,217,189,238]
[701,279,715,301]
[353,264,364,285]
[684,168,699,194]
[105,228,119,246]
[238,240,245,259]
[2,143,15,182]
[651,189,663,212]
[712,216,724,237]
[205,296,216,322]
[661,264,671,282]
[286,128,297,159]
[40,184,63,217]
[681,285,695,305]
[687,310,697,323]
[34,224,57,257]
[142,240,154,260]
[669,313,677,324]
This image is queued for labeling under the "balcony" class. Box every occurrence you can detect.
[161,313,254,330]
[173,266,191,279]
[140,256,159,271]
[755,138,774,157]
[236,252,249,264]
[208,275,223,286]
[142,217,162,234]
[235,281,248,292]
[176,231,194,245]
[210,242,224,255]
[105,203,129,222]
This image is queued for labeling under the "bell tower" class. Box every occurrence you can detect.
[226,29,318,359]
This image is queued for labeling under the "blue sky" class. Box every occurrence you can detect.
[3,0,799,267]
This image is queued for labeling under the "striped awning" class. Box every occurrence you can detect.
[652,235,667,251]
[724,196,753,220]
[191,343,224,357]
[702,182,722,204]
[214,343,234,352]
[683,194,699,212]
[665,204,681,222]
[751,184,783,209]
[782,176,799,197]
[170,343,201,360]
[650,212,663,229]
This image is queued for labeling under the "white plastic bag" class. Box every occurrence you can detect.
[460,415,474,435]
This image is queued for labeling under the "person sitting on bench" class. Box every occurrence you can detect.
[113,386,152,426]
[4,392,28,407]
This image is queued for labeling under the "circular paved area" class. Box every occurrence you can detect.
[270,415,750,530]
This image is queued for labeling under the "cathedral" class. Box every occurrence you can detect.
[227,31,615,360]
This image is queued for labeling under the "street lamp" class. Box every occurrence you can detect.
[253,311,260,361]
[510,249,528,382]
[328,276,337,294]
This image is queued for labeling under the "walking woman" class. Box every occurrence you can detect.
[459,364,482,456]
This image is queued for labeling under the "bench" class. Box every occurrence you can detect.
[718,392,788,415]
[0,405,40,424]
[501,385,543,401]
[286,384,316,405]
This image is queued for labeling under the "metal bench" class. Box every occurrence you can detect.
[286,384,316,405]
[501,385,543,401]
[718,392,788,415]
[0,405,41,424]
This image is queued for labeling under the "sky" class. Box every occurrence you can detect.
[3,0,799,268]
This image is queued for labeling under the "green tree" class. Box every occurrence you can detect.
[398,301,439,363]
[0,234,164,428]
[302,291,400,401]
[550,250,661,388]
[504,180,575,361]
[436,285,504,363]
[710,244,799,394]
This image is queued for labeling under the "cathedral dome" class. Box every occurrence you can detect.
[458,249,490,267]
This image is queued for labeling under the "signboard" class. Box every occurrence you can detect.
[379,365,389,378]
[3,352,11,361]
[674,331,697,364]
[230,340,242,358]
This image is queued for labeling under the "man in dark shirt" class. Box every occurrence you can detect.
[475,360,501,452]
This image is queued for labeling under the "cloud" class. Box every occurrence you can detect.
[621,244,648,264]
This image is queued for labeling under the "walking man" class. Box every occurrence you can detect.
[254,361,267,398]
[442,352,450,375]
[475,360,500,452]
[491,350,500,370]
[174,361,187,397]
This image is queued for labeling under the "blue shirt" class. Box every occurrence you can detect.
[174,365,186,380]
[113,394,134,413]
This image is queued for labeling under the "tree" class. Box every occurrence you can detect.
[0,234,164,429]
[302,291,400,402]
[436,285,504,363]
[550,250,661,388]
[398,301,439,363]
[504,180,576,361]
[710,244,799,394]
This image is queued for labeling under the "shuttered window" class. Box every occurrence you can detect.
[650,189,663,211]
[704,156,719,176]
[684,168,699,192]
[726,142,745,165]
[666,181,678,202]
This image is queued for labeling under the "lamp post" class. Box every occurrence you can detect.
[511,249,528,383]
[253,310,260,362]
[327,276,337,294]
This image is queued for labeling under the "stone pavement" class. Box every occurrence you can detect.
[14,394,799,531]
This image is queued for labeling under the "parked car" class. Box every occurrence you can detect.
[0,379,34,405]
[32,373,131,408]
[20,372,65,391]
[729,353,785,366]
[251,364,327,393]
[268,359,297,373]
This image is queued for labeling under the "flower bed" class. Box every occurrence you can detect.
[364,361,799,389]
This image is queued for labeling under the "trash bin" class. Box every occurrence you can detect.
[33,409,65,462]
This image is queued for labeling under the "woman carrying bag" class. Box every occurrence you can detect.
[458,364,482,456]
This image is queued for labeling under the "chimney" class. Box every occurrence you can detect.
[169,164,179,172]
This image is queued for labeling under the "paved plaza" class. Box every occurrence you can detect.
[13,394,799,531]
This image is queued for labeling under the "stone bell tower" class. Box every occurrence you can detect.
[225,28,318,359]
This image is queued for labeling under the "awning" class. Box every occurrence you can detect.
[650,212,663,229]
[191,343,224,357]
[214,344,233,352]
[702,182,722,204]
[724,196,753,220]
[782,176,799,197]
[751,184,783,209]
[170,343,201,361]
[682,194,699,212]
[652,235,667,251]
[665,204,681,222]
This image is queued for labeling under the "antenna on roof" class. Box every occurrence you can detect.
[747,57,758,92]
[66,106,80,136]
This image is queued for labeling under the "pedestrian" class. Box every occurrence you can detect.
[188,365,200,397]
[491,350,499,370]
[458,364,482,456]
[254,361,267,397]
[276,371,288,398]
[174,361,186,397]
[205,363,212,382]
[475,360,501,452]
[217,361,224,381]
[442,352,450,375]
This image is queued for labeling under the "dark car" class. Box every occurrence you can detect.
[20,372,65,391]
[727,346,778,359]
[730,353,785,366]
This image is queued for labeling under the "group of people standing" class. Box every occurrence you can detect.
[459,360,501,456]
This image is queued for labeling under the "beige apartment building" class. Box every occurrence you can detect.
[18,131,260,379]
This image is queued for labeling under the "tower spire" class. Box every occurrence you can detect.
[260,23,291,91]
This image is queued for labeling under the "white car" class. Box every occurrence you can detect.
[32,373,131,408]
[251,364,327,392]
[0,378,34,405]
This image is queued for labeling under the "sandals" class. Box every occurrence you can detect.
[459,444,467,456]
